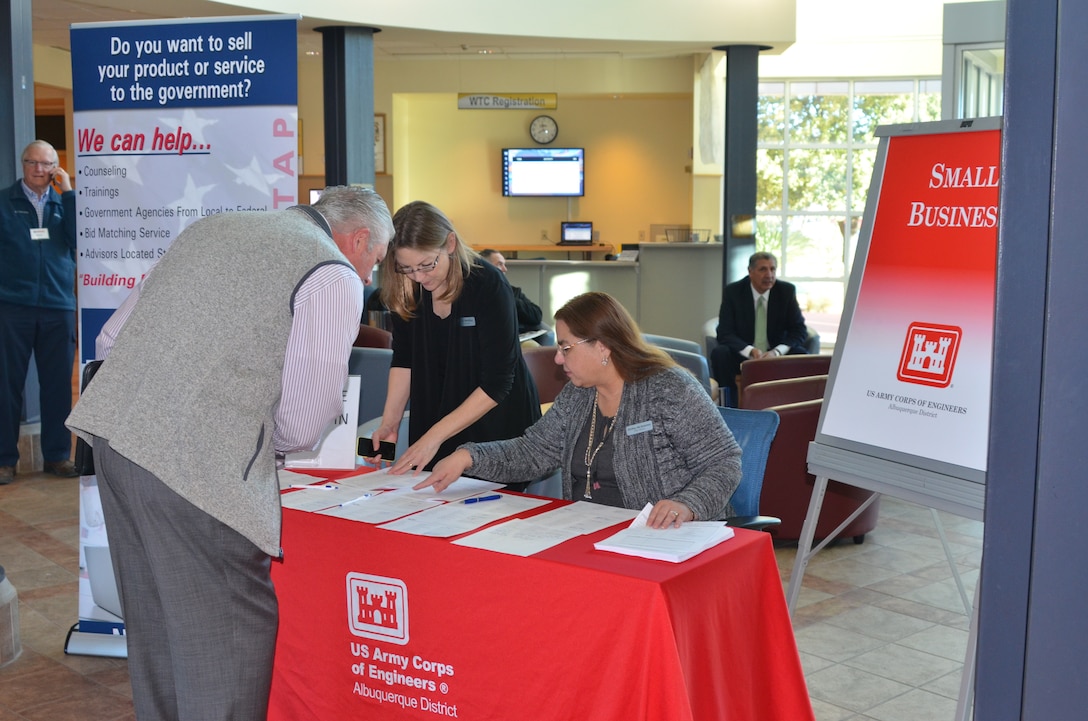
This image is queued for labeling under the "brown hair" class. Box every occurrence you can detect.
[381,201,478,319]
[554,292,676,383]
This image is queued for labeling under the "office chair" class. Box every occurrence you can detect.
[642,333,703,356]
[353,324,393,349]
[718,406,782,531]
[347,347,394,430]
[661,348,714,398]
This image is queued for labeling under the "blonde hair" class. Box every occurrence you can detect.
[381,201,478,319]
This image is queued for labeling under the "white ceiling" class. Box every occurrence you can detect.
[30,0,796,60]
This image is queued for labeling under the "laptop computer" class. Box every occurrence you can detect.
[559,221,593,245]
[85,545,124,619]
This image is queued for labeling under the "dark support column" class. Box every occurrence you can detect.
[317,26,379,187]
[977,0,1088,717]
[714,45,766,287]
[1,0,34,182]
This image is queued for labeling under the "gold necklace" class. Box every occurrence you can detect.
[584,389,617,499]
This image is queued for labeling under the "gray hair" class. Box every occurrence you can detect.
[22,139,59,162]
[748,251,777,268]
[313,185,394,250]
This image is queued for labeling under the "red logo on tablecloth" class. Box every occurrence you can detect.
[346,572,409,645]
[897,322,961,388]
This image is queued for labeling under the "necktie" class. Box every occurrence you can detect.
[754,296,768,351]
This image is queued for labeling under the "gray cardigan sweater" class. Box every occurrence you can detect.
[464,367,742,520]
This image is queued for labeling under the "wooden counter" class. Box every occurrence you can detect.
[471,243,614,260]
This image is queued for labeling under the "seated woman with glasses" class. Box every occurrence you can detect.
[413,291,742,528]
[370,201,541,481]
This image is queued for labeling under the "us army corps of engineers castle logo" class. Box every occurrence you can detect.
[897,322,961,388]
[346,572,409,645]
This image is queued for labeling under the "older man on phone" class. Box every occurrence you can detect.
[0,140,77,484]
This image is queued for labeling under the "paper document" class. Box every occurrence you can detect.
[593,503,734,563]
[451,518,582,556]
[319,492,440,524]
[378,493,549,537]
[525,501,639,534]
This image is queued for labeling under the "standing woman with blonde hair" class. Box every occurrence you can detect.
[371,201,540,478]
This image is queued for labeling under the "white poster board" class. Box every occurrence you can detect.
[809,118,1001,518]
[67,14,300,655]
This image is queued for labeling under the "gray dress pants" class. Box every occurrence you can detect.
[94,440,278,721]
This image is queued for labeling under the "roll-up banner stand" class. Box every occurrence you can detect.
[65,14,300,657]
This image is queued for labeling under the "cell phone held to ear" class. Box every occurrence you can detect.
[358,437,397,461]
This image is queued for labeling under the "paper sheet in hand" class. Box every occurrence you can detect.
[593,503,734,563]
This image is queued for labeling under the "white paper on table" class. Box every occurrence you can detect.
[378,493,549,537]
[451,518,584,556]
[277,469,330,490]
[334,468,414,493]
[524,501,639,535]
[317,492,438,524]
[280,485,353,512]
[592,503,735,563]
[385,472,505,503]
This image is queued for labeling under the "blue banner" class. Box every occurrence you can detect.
[71,15,298,111]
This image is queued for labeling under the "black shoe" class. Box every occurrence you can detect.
[0,466,13,485]
[43,460,80,477]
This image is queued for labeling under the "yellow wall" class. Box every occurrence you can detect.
[390,93,693,250]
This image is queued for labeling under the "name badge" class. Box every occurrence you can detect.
[625,420,654,436]
[459,316,477,327]
[30,228,50,241]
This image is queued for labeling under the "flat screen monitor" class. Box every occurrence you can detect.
[560,221,593,245]
[502,147,584,197]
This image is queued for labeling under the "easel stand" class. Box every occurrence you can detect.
[786,472,982,721]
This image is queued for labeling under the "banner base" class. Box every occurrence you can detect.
[64,622,128,658]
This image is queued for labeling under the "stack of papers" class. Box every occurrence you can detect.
[593,504,734,563]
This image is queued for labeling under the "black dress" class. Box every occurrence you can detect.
[390,259,541,470]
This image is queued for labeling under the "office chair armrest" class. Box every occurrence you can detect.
[726,515,782,532]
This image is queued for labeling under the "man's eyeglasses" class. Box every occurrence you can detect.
[557,338,595,356]
[394,254,442,276]
[22,160,56,169]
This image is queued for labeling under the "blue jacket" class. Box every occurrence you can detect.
[0,180,78,310]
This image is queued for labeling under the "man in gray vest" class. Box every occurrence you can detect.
[66,186,393,721]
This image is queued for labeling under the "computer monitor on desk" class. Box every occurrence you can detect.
[560,221,593,245]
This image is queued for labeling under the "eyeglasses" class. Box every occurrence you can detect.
[394,254,442,276]
[22,160,56,169]
[557,338,595,357]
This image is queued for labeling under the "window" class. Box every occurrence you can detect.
[756,79,941,341]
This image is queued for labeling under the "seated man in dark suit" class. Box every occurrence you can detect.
[710,251,809,405]
[480,249,545,335]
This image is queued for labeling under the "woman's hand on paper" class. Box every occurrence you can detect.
[412,449,472,491]
[648,500,694,529]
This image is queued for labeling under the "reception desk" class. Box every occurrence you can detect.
[268,495,813,721]
[501,242,724,348]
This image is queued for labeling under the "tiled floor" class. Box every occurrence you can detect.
[0,471,981,721]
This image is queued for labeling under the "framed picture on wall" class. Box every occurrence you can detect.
[374,114,386,175]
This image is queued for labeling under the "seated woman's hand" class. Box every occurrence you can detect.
[412,449,472,491]
[647,500,694,529]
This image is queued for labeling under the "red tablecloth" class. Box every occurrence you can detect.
[269,498,813,721]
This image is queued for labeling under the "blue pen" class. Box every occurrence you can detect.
[289,483,338,490]
[463,494,502,504]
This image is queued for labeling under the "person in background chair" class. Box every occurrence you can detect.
[0,140,77,484]
[371,202,540,480]
[710,251,809,405]
[66,186,394,721]
[413,292,742,528]
[479,248,545,336]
